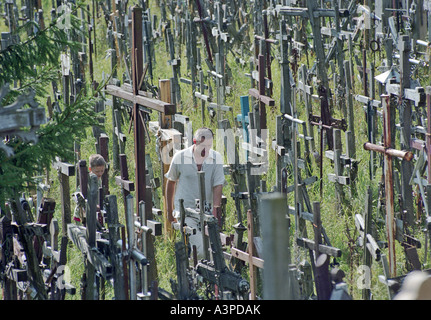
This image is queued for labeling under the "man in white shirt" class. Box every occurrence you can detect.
[165,127,225,259]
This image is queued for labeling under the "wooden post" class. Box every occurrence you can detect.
[260,193,291,300]
[197,171,210,260]
[0,215,14,299]
[53,160,75,237]
[104,194,126,300]
[363,95,414,277]
[105,6,175,284]
[398,34,414,226]
[159,79,173,236]
[85,173,98,300]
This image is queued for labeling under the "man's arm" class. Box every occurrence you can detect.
[212,184,223,207]
[166,179,177,222]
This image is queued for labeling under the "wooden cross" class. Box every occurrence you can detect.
[42,218,75,299]
[363,94,414,278]
[31,197,54,263]
[8,197,49,300]
[106,5,175,214]
[325,128,350,213]
[409,86,431,224]
[279,19,292,116]
[355,186,381,300]
[193,0,214,65]
[248,54,275,135]
[180,15,200,109]
[386,35,418,225]
[124,194,159,300]
[195,217,250,300]
[230,209,264,300]
[166,25,182,107]
[254,12,277,96]
[0,215,16,299]
[206,54,233,123]
[192,47,211,123]
[309,85,347,196]
[52,159,75,237]
[105,6,175,283]
[355,92,381,179]
[275,2,350,92]
[75,173,112,299]
[103,194,127,300]
[309,85,348,150]
[98,133,110,202]
[297,64,317,153]
[0,84,46,157]
[115,153,134,211]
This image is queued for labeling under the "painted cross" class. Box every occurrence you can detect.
[260,193,297,299]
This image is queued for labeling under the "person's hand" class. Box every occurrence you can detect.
[167,211,177,223]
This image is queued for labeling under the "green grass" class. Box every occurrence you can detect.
[3,0,431,300]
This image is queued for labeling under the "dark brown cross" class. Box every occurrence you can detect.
[106,6,175,216]
[105,6,175,285]
[254,14,276,96]
[309,85,347,150]
[309,85,347,196]
[248,54,275,134]
[363,94,413,278]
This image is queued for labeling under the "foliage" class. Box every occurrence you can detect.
[0,5,83,89]
[0,2,104,206]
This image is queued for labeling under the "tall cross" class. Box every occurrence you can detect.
[363,94,414,278]
[105,6,175,284]
[248,54,275,135]
[105,6,175,216]
[309,85,347,197]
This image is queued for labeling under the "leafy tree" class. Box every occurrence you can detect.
[0,2,105,212]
